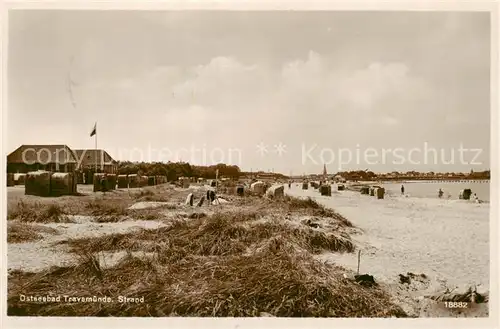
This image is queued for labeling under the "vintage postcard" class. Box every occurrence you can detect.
[1,1,498,328]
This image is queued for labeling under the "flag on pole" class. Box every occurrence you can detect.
[90,122,97,173]
[90,122,97,137]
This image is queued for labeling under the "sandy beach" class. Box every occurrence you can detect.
[6,181,491,317]
[286,184,490,293]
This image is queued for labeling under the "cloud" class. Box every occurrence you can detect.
[339,62,409,108]
[170,57,265,110]
[77,51,434,166]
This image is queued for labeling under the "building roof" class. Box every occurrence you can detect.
[7,145,78,164]
[73,149,116,168]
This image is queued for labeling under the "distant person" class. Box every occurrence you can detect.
[438,188,443,198]
[401,185,405,195]
[473,193,480,203]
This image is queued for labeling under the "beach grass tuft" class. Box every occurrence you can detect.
[85,199,129,222]
[56,211,354,256]
[281,196,353,227]
[8,201,71,223]
[133,189,172,202]
[7,222,60,243]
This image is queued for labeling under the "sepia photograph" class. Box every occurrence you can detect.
[2,1,498,324]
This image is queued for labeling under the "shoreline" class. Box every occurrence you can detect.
[341,180,490,202]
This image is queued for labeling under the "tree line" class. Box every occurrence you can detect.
[116,161,242,181]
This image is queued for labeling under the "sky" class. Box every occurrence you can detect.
[7,10,491,174]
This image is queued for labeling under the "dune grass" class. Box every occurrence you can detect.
[8,245,406,317]
[84,199,129,222]
[280,196,353,227]
[8,201,72,223]
[86,198,179,222]
[7,222,60,243]
[7,189,180,223]
[56,211,354,257]
[7,186,392,317]
[133,189,173,202]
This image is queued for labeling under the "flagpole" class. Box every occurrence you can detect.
[95,122,97,173]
